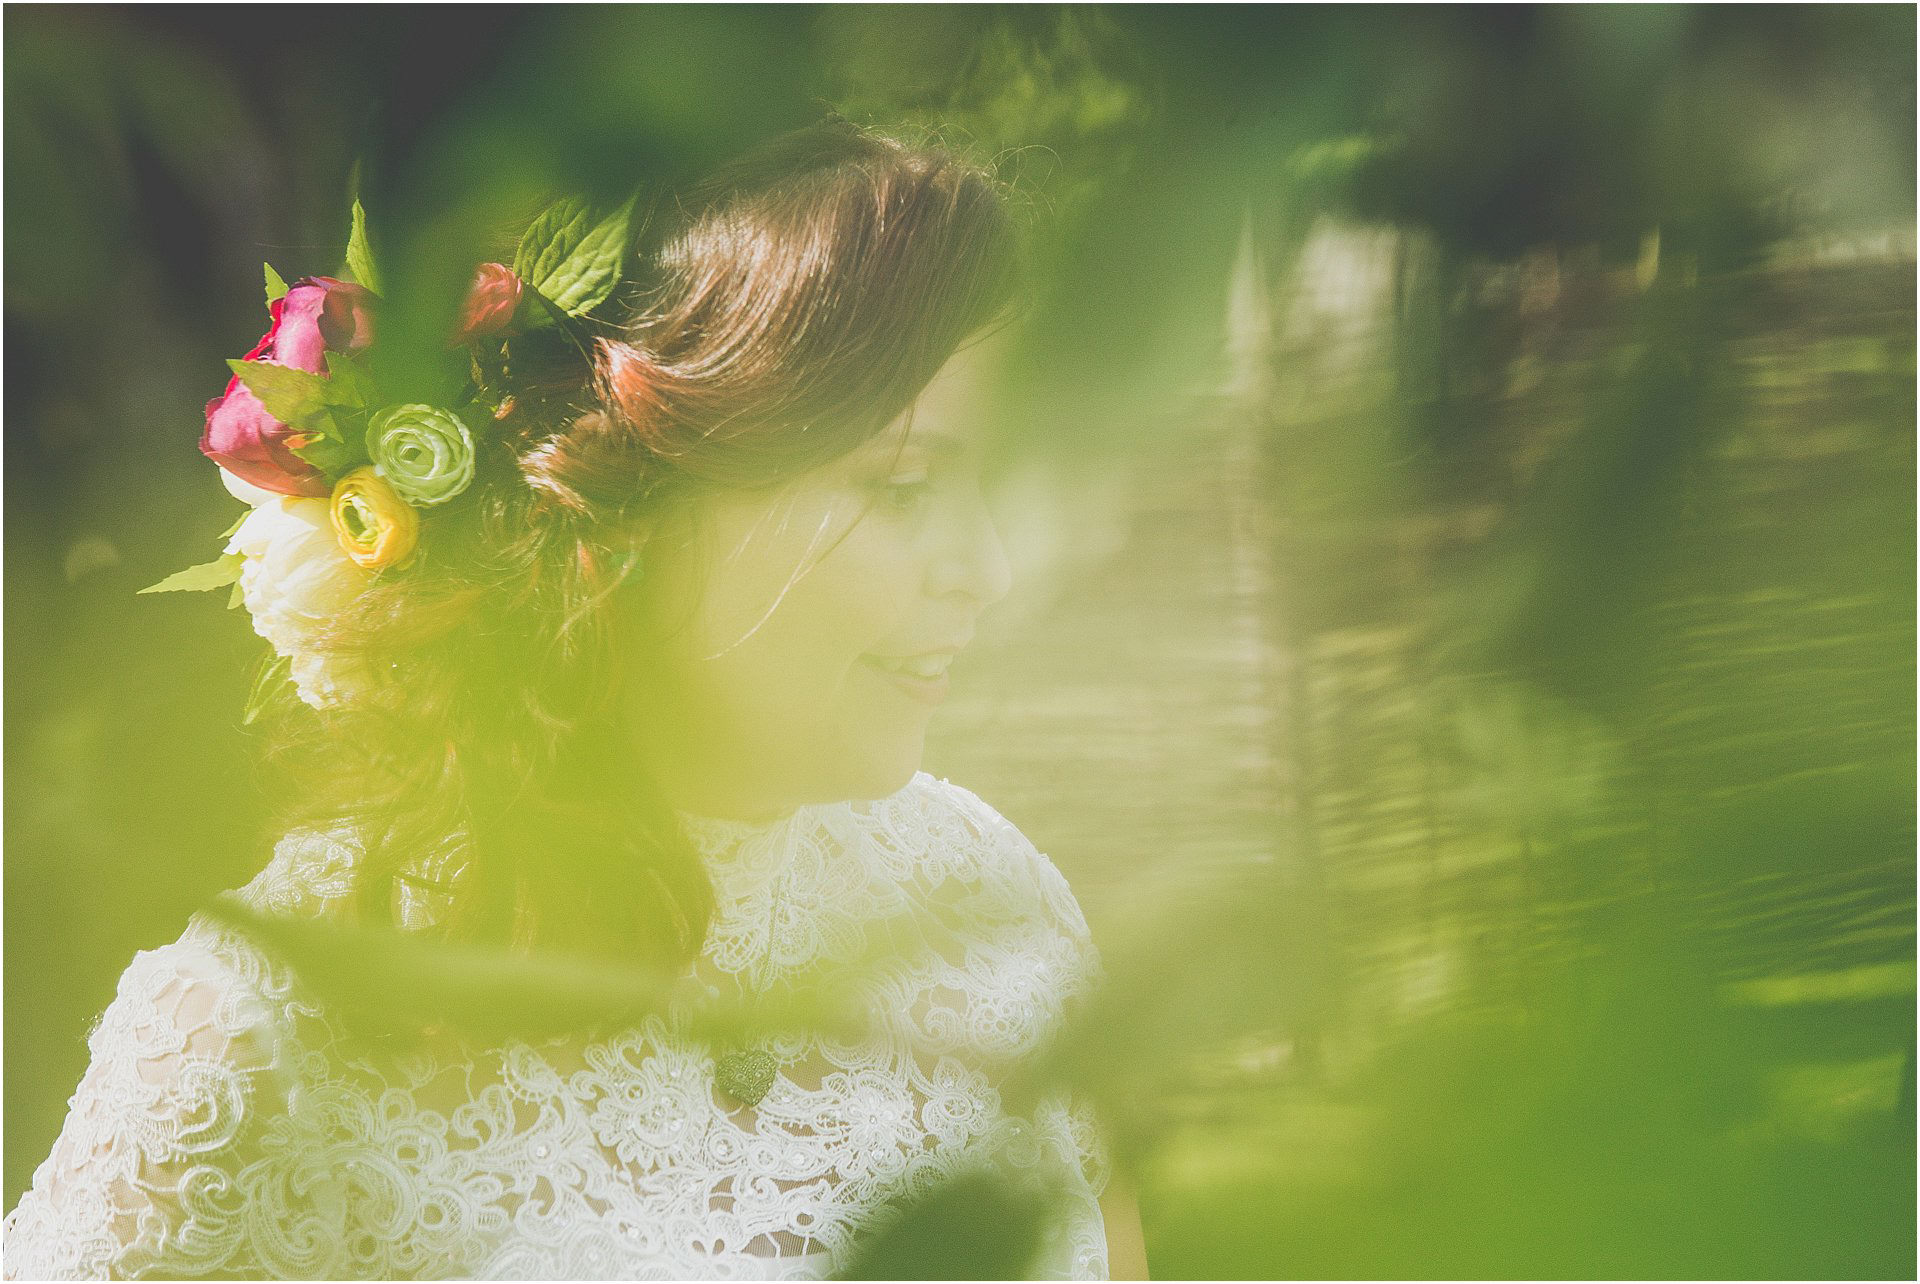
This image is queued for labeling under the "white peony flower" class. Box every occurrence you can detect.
[225,497,373,709]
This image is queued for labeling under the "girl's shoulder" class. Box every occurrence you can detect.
[0,911,307,1279]
[870,772,1100,960]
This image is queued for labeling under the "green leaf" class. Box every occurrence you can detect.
[263,262,289,304]
[513,196,594,287]
[322,351,379,411]
[218,509,249,541]
[545,194,637,316]
[227,579,245,610]
[228,358,373,476]
[138,551,243,595]
[346,198,380,295]
[514,193,637,317]
[227,359,332,430]
[286,427,357,475]
[242,650,291,726]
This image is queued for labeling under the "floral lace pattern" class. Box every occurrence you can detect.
[2,774,1110,1280]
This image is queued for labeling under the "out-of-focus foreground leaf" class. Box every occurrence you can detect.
[199,895,875,1056]
[834,1170,1052,1281]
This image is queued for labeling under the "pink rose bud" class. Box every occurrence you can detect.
[273,276,375,374]
[453,263,523,343]
[316,278,376,353]
[199,277,378,497]
[200,375,332,497]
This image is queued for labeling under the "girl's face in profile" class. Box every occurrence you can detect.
[628,338,1012,821]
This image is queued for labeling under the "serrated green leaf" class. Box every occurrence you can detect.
[228,578,245,610]
[219,509,249,541]
[513,196,594,287]
[346,199,380,295]
[514,193,637,317]
[138,551,244,594]
[228,359,332,429]
[322,351,379,410]
[542,194,637,317]
[242,650,292,725]
[264,262,288,304]
[287,426,357,475]
[230,356,364,474]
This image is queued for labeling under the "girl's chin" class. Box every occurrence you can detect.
[824,732,926,803]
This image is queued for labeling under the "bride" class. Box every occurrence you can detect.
[1,120,1147,1279]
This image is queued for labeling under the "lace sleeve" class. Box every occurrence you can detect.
[935,782,1113,1203]
[1014,845,1114,1207]
[1,934,293,1280]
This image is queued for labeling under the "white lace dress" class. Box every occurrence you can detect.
[1,773,1111,1280]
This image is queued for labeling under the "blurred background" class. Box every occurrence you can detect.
[6,4,1914,1277]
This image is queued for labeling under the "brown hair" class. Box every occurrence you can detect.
[264,120,1020,982]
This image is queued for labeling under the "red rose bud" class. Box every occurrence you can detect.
[452,262,523,343]
[198,277,376,497]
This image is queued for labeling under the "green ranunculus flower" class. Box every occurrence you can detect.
[366,403,476,506]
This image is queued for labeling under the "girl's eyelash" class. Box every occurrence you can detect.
[878,476,934,510]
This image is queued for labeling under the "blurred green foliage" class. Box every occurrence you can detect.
[7,4,1913,1278]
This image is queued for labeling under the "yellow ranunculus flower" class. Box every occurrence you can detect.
[330,466,420,569]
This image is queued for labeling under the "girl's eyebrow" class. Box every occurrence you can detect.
[913,432,971,461]
[898,431,972,460]
[862,430,973,467]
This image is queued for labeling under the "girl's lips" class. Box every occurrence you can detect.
[859,654,950,705]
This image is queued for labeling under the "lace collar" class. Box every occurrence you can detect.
[673,781,929,986]
[672,778,915,880]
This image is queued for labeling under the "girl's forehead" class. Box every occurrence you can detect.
[917,333,1003,425]
[854,336,1005,459]
[852,414,973,461]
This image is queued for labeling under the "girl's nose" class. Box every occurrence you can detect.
[930,498,1012,608]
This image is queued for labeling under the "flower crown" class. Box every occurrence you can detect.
[141,195,639,712]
